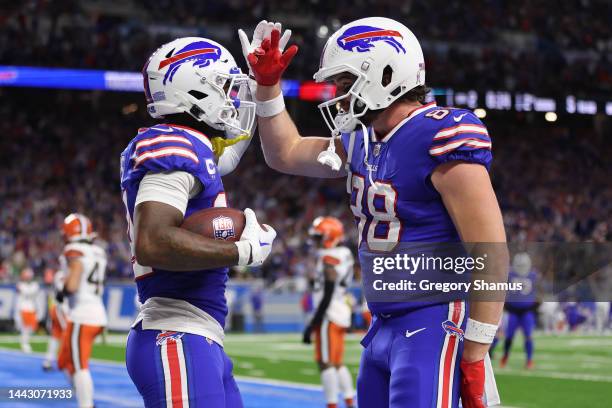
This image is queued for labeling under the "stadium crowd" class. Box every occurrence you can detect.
[0,0,610,282]
[0,87,610,282]
[0,0,610,97]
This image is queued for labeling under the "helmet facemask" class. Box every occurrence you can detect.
[316,65,370,136]
[180,68,256,138]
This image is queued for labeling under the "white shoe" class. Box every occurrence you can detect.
[21,343,32,353]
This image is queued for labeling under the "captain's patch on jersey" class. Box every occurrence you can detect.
[212,215,235,240]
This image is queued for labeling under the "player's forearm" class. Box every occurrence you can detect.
[463,247,508,362]
[460,219,508,361]
[256,84,304,172]
[64,261,83,293]
[135,225,239,271]
[311,280,335,325]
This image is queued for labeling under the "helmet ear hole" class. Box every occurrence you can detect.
[389,86,403,97]
[381,65,393,87]
[188,90,208,100]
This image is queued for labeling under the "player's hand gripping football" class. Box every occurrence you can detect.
[236,208,276,267]
[460,358,486,408]
[241,26,298,86]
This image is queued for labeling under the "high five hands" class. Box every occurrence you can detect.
[239,21,298,86]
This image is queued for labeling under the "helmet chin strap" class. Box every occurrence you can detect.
[317,138,343,171]
[317,121,378,192]
[360,121,378,192]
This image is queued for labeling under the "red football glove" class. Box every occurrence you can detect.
[247,28,298,86]
[460,359,486,408]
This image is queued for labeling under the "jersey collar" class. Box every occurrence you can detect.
[165,123,213,150]
[371,101,437,143]
[165,123,209,139]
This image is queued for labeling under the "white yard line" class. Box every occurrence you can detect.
[495,369,612,383]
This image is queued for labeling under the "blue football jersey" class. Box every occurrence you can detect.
[506,269,538,308]
[120,124,230,327]
[342,103,493,314]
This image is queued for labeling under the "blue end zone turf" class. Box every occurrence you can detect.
[0,350,325,407]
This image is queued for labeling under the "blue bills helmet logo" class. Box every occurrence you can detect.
[156,331,185,346]
[212,216,235,240]
[337,26,405,54]
[158,41,222,84]
[441,320,464,340]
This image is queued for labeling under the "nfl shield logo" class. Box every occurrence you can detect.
[212,216,235,240]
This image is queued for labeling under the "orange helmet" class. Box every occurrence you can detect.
[20,267,34,281]
[310,216,344,248]
[62,213,96,242]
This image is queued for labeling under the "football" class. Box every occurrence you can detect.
[181,207,245,242]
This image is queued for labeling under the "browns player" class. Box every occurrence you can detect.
[57,213,107,408]
[303,217,356,408]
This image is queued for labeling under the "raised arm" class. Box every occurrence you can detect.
[256,83,346,178]
[240,24,346,178]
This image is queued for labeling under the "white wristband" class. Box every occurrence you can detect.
[234,241,252,266]
[464,318,498,344]
[255,92,285,117]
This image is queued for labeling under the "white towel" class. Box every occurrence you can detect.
[483,353,501,406]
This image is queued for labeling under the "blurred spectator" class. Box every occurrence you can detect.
[0,0,610,96]
[0,87,609,284]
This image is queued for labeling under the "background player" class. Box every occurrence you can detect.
[241,17,507,407]
[500,252,538,369]
[15,267,40,353]
[122,36,277,407]
[303,216,356,408]
[57,213,108,408]
[42,268,66,371]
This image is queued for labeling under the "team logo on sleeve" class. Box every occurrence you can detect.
[156,331,185,346]
[441,320,464,340]
[337,26,405,54]
[158,41,222,84]
[212,216,235,240]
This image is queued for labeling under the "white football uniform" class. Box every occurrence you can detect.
[16,281,40,312]
[313,246,354,328]
[62,242,108,327]
[52,269,69,323]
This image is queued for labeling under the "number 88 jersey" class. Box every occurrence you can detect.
[62,242,108,326]
[342,102,493,313]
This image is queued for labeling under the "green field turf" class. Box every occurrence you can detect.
[1,332,611,408]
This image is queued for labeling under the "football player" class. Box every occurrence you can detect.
[240,17,507,408]
[121,36,277,408]
[15,267,40,353]
[57,213,107,408]
[57,213,107,407]
[500,253,538,369]
[303,217,356,408]
[42,268,66,371]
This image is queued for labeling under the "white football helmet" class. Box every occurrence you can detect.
[512,252,533,276]
[314,17,425,135]
[142,37,255,136]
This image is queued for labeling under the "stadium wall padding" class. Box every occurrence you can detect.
[0,283,328,333]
